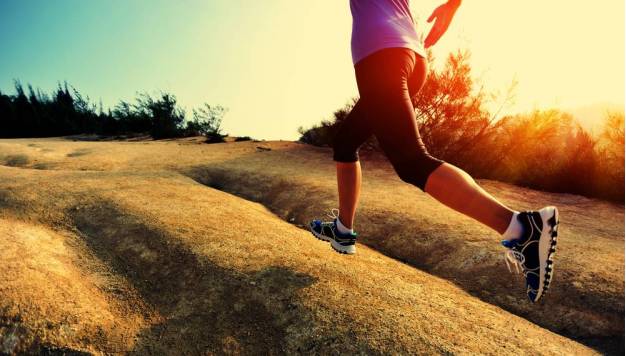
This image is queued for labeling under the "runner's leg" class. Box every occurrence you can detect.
[333,99,374,229]
[359,48,516,234]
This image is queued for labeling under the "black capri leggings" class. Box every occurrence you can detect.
[333,47,444,191]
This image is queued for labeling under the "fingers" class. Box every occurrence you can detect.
[427,5,441,22]
[427,10,437,23]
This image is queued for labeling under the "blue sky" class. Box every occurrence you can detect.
[1,0,623,139]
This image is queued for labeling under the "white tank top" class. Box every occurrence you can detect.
[350,0,426,64]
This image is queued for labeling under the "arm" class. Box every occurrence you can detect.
[424,0,462,48]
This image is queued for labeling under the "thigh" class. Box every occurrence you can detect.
[369,89,430,169]
[333,99,374,153]
[355,49,429,166]
[377,54,429,162]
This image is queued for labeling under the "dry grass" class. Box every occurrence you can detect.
[3,154,29,167]
[0,137,621,354]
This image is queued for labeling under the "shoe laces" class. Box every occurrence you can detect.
[327,208,339,220]
[504,249,525,274]
[318,208,339,227]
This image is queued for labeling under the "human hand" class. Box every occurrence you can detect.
[424,0,461,48]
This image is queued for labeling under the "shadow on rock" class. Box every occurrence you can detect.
[70,201,373,354]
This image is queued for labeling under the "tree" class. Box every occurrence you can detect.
[135,92,186,139]
[189,103,227,143]
[0,82,228,142]
[595,112,625,200]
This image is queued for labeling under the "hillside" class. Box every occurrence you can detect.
[0,137,622,354]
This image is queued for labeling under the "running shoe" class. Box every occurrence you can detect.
[502,206,559,303]
[309,209,358,254]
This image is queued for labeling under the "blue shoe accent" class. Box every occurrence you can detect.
[310,220,322,233]
[501,239,516,249]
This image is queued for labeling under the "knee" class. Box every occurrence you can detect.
[394,165,416,185]
[332,134,359,163]
[392,154,444,191]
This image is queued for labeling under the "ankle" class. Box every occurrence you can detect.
[501,211,522,240]
[336,216,353,234]
[338,212,352,228]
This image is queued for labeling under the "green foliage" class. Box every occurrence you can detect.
[188,104,228,143]
[135,92,186,139]
[0,82,227,141]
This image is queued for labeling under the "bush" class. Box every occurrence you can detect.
[298,99,357,147]
[4,154,29,167]
[186,104,227,143]
[134,93,186,139]
[594,112,625,200]
[0,82,228,141]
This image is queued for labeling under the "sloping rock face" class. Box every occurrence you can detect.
[0,137,620,354]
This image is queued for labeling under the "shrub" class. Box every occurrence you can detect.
[189,104,228,143]
[298,99,357,147]
[4,154,29,167]
[0,82,228,142]
[134,93,186,139]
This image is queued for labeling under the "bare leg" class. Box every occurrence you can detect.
[425,163,514,234]
[336,161,362,229]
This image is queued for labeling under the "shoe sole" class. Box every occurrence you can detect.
[309,223,356,255]
[535,206,559,302]
[331,239,356,255]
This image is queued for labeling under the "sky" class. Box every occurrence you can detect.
[0,0,623,140]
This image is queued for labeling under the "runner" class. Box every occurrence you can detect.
[309,0,559,303]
